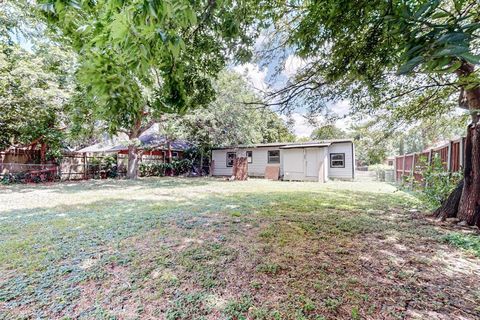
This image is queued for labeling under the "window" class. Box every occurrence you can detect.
[330,153,345,168]
[246,151,253,163]
[172,151,179,160]
[226,152,236,167]
[268,150,280,164]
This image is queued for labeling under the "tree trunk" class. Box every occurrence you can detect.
[127,145,139,179]
[434,180,463,220]
[457,124,480,227]
[436,62,480,227]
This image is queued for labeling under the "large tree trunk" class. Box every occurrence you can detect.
[435,62,480,227]
[457,124,480,227]
[127,144,139,179]
[434,180,463,220]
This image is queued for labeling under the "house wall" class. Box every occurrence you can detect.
[282,149,305,181]
[212,147,282,177]
[282,147,328,182]
[327,142,355,180]
[212,141,355,181]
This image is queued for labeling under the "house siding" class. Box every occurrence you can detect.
[212,141,354,181]
[212,147,281,177]
[327,142,354,180]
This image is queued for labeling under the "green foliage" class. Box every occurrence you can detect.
[415,156,463,208]
[139,159,193,177]
[0,2,76,155]
[33,0,261,139]
[1,172,27,185]
[224,295,254,319]
[443,232,480,257]
[88,155,118,179]
[167,71,294,152]
[0,44,73,154]
[262,0,479,132]
[311,124,347,140]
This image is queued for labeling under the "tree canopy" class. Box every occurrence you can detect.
[0,2,75,159]
[166,70,294,151]
[35,0,260,134]
[311,124,347,141]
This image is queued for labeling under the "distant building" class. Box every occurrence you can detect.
[77,132,192,164]
[211,139,355,182]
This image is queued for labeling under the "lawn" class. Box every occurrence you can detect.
[0,178,479,319]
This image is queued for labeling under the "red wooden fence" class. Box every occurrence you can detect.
[395,137,465,183]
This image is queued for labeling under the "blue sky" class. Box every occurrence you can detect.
[232,58,352,137]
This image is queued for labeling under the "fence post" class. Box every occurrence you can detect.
[410,153,417,186]
[394,157,397,182]
[447,141,453,172]
[83,152,87,180]
[459,137,465,169]
[428,149,433,165]
[402,154,406,181]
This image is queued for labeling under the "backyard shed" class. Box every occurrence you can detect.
[211,139,355,182]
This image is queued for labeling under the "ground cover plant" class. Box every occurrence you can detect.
[0,178,479,319]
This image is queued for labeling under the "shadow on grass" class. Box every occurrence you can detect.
[0,188,477,319]
[0,176,214,194]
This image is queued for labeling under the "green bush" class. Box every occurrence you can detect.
[139,159,193,177]
[416,156,462,208]
[368,164,393,182]
[89,155,118,179]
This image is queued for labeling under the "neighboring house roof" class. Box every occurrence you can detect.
[77,133,192,153]
[212,139,353,150]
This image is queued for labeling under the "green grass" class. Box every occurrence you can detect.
[444,232,480,257]
[0,178,479,319]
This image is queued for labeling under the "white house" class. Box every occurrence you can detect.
[211,139,355,182]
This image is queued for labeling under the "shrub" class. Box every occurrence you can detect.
[89,155,118,179]
[416,156,462,208]
[139,159,193,177]
[368,164,393,182]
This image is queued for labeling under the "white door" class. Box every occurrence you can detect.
[305,148,319,178]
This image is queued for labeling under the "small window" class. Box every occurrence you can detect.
[246,151,253,163]
[268,150,280,164]
[226,152,236,167]
[330,153,345,168]
[172,151,179,160]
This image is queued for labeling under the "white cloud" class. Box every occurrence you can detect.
[282,113,324,138]
[282,55,309,78]
[233,63,268,92]
[327,100,350,117]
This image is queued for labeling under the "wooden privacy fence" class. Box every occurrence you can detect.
[395,137,465,183]
[0,152,126,182]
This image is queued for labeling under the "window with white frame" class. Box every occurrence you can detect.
[267,150,280,164]
[246,151,253,163]
[330,153,345,168]
[226,152,236,167]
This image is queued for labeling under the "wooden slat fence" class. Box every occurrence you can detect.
[395,137,465,183]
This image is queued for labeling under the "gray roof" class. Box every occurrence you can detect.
[212,139,353,150]
[77,133,192,153]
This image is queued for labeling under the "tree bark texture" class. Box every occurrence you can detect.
[457,124,480,227]
[127,144,139,180]
[436,62,480,227]
[434,180,463,220]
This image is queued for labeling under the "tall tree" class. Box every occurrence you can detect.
[311,124,347,140]
[34,0,259,178]
[169,70,294,168]
[0,2,75,161]
[262,0,480,226]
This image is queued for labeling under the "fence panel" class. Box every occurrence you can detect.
[394,137,465,183]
